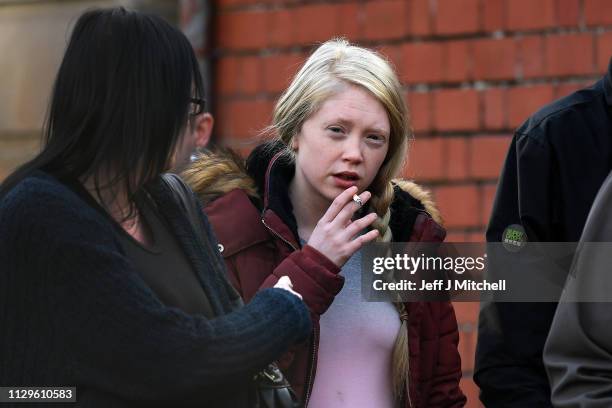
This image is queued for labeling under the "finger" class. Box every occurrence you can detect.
[330,191,372,229]
[278,276,294,288]
[343,212,378,238]
[345,229,379,254]
[319,186,358,223]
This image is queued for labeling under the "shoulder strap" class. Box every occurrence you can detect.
[162,173,203,231]
[161,173,244,310]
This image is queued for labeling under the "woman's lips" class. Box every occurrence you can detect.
[332,174,360,189]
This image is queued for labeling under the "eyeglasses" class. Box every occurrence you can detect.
[189,97,206,116]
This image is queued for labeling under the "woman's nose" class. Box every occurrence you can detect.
[341,137,364,163]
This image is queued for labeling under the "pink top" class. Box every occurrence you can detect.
[307,249,401,407]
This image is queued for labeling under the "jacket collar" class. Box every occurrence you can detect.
[247,142,301,248]
[246,141,430,245]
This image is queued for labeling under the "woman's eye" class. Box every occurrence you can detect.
[367,134,386,143]
[328,126,343,133]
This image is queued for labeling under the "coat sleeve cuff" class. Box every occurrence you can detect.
[302,245,341,274]
[263,247,344,315]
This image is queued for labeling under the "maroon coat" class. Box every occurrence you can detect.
[190,147,466,407]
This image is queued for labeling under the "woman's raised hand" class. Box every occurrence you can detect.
[307,186,379,267]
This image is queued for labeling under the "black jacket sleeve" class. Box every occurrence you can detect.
[474,132,559,407]
[1,180,311,403]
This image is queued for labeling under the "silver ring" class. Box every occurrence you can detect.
[352,194,363,207]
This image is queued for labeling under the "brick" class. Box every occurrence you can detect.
[225,99,273,138]
[268,9,294,48]
[216,11,268,50]
[363,1,408,41]
[518,36,546,79]
[473,38,517,80]
[337,3,362,40]
[435,185,480,227]
[469,135,511,179]
[295,4,339,45]
[465,231,486,242]
[407,91,432,133]
[444,40,472,83]
[508,84,555,127]
[482,0,504,32]
[434,0,480,35]
[215,100,231,138]
[555,81,593,99]
[216,56,240,95]
[401,42,444,83]
[556,0,581,26]
[585,0,612,26]
[445,137,469,180]
[263,53,304,94]
[546,34,596,77]
[597,32,612,73]
[378,45,403,77]
[459,377,484,408]
[216,0,247,8]
[409,0,433,35]
[507,0,555,30]
[482,183,498,225]
[240,56,263,95]
[453,301,480,324]
[482,88,507,130]
[459,327,477,372]
[404,137,444,181]
[445,231,466,242]
[433,89,480,131]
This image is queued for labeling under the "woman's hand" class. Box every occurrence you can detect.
[273,276,303,300]
[307,186,379,267]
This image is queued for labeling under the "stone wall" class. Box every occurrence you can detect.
[0,0,179,179]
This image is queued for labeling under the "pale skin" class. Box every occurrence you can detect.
[289,84,391,267]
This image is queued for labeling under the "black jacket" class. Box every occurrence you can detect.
[475,58,612,407]
[0,171,311,407]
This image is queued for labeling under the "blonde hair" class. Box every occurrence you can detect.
[270,38,412,400]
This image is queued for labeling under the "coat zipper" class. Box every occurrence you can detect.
[303,325,319,407]
[261,217,298,251]
[261,216,319,406]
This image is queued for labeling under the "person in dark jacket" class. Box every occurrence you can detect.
[544,170,612,407]
[475,57,612,406]
[0,7,310,407]
[184,39,466,408]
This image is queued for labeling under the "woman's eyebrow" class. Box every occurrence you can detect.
[324,117,389,135]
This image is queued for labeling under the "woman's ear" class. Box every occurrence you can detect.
[193,113,214,148]
[290,136,299,151]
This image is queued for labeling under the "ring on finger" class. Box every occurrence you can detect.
[352,194,363,207]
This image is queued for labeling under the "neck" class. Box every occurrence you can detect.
[81,175,131,222]
[80,175,152,245]
[289,173,330,242]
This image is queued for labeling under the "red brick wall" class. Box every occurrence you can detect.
[210,1,611,406]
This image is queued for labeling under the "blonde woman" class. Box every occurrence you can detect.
[184,39,465,407]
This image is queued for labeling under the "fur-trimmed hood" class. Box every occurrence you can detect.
[183,142,443,234]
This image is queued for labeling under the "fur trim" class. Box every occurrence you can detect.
[183,151,443,227]
[393,179,443,226]
[182,151,259,206]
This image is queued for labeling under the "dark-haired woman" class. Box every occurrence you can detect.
[0,7,310,407]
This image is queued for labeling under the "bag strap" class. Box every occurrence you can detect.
[162,173,203,233]
[161,173,244,310]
